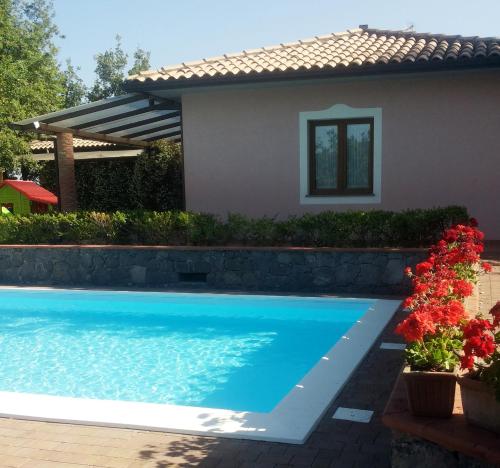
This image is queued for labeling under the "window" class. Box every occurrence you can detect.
[299,104,382,205]
[1,203,14,214]
[308,118,373,196]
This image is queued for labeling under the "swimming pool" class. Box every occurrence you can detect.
[0,288,400,443]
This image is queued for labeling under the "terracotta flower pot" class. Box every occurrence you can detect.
[403,366,457,418]
[458,374,500,434]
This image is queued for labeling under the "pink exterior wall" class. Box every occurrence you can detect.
[181,70,500,239]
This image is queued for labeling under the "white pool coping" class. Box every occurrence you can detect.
[0,290,400,444]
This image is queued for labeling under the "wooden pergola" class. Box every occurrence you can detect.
[11,93,181,211]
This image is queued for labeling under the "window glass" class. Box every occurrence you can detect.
[346,123,371,189]
[314,125,338,189]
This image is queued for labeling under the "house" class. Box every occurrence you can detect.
[0,180,58,214]
[13,26,500,238]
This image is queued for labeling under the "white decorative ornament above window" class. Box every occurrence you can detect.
[299,104,382,205]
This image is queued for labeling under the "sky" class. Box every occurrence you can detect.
[52,0,500,86]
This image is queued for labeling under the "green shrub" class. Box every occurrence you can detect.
[37,141,183,212]
[0,206,469,247]
[132,141,183,211]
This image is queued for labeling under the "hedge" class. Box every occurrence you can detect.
[0,206,469,247]
[38,141,183,212]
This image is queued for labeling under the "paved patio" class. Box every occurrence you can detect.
[0,246,497,468]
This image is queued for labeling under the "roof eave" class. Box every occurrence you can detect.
[123,58,500,92]
[29,197,58,205]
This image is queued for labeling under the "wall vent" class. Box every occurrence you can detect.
[178,272,208,283]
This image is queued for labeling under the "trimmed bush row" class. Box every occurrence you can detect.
[39,141,183,212]
[0,206,469,247]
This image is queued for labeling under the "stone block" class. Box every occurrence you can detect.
[383,258,404,285]
[313,268,333,287]
[103,253,120,269]
[268,262,290,276]
[357,264,382,286]
[335,263,358,285]
[277,253,293,264]
[305,253,318,264]
[223,271,241,286]
[33,261,53,281]
[146,268,168,286]
[52,261,72,283]
[130,265,146,285]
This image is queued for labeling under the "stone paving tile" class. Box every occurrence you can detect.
[0,248,497,468]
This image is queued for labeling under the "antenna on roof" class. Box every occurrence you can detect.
[403,23,415,32]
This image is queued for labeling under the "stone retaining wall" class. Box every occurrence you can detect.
[0,245,427,294]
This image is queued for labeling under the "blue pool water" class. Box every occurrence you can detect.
[0,289,373,412]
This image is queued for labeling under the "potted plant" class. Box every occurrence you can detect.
[457,301,500,434]
[396,221,490,418]
[399,313,463,418]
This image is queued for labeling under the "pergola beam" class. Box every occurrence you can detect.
[11,122,151,148]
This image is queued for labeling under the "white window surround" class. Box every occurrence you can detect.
[299,104,382,205]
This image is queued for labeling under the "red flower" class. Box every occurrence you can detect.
[452,279,474,297]
[433,280,450,298]
[460,354,475,369]
[443,228,459,243]
[395,311,436,342]
[415,261,433,276]
[469,218,479,227]
[443,300,466,325]
[396,221,490,346]
[464,334,495,358]
[490,301,500,327]
[402,297,414,309]
[482,262,492,273]
[463,319,492,338]
[414,282,429,294]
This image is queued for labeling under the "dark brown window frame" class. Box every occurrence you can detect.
[308,117,374,196]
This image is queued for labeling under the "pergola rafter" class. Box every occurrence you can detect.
[12,93,182,146]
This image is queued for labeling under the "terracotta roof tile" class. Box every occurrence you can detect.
[30,138,115,152]
[128,27,500,86]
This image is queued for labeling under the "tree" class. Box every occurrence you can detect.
[87,37,152,101]
[87,35,128,101]
[0,0,64,178]
[62,59,87,108]
[128,48,151,76]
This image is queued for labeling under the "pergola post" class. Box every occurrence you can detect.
[54,132,78,212]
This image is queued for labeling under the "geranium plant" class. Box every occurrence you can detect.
[460,302,500,401]
[396,220,491,372]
